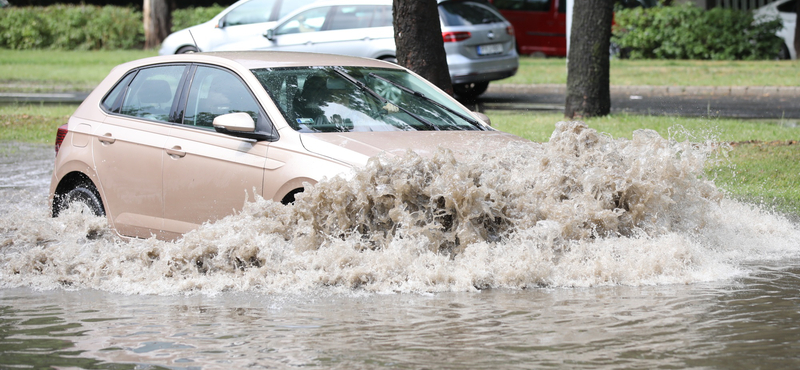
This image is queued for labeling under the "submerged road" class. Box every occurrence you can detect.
[463,84,800,120]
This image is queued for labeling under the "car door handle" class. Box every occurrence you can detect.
[97,133,116,144]
[166,146,186,158]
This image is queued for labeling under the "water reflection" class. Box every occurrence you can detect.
[2,267,800,369]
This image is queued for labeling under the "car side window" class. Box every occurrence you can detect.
[777,0,796,12]
[372,6,393,27]
[328,6,379,31]
[276,0,317,19]
[275,6,330,35]
[223,0,277,27]
[183,66,260,129]
[101,72,135,113]
[120,65,185,122]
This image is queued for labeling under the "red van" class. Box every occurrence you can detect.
[489,0,567,57]
[487,0,656,57]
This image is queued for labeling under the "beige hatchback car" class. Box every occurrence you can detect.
[50,51,523,240]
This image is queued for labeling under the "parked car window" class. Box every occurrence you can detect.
[440,1,506,26]
[120,65,186,122]
[223,0,278,27]
[777,0,797,12]
[277,0,317,19]
[183,66,260,128]
[275,7,330,35]
[328,6,378,31]
[492,0,550,12]
[253,66,480,133]
[372,5,393,27]
[101,72,135,113]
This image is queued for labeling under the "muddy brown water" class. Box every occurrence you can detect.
[2,123,800,369]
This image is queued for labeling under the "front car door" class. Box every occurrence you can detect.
[161,64,271,238]
[260,6,333,52]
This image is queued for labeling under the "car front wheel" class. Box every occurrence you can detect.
[453,81,489,99]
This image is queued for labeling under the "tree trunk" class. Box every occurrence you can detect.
[144,0,171,50]
[795,0,800,59]
[564,0,613,119]
[393,0,452,95]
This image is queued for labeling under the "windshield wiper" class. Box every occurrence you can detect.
[332,68,439,131]
[368,73,486,131]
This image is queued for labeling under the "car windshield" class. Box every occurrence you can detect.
[251,66,482,133]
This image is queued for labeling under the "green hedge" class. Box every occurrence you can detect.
[0,4,225,50]
[0,5,144,50]
[612,4,784,60]
[172,4,226,32]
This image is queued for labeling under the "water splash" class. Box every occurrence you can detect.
[1,122,798,294]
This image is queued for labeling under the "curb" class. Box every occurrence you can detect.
[0,92,89,104]
[489,84,800,98]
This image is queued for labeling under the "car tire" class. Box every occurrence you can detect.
[453,82,489,99]
[56,182,106,217]
[177,45,200,54]
[379,56,398,64]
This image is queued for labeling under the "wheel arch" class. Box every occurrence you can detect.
[271,177,317,205]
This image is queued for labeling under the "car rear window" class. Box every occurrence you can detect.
[439,1,505,26]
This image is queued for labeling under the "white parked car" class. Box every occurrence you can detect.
[216,0,519,98]
[754,0,797,60]
[159,0,317,55]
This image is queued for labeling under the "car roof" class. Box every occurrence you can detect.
[116,51,404,71]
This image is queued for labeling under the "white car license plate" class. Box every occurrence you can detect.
[477,43,504,56]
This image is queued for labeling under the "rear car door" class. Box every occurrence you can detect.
[161,64,270,238]
[95,64,188,239]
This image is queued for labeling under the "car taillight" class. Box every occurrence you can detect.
[55,124,68,156]
[442,31,471,43]
[506,26,514,36]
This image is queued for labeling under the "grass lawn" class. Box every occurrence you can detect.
[500,57,800,87]
[0,50,158,92]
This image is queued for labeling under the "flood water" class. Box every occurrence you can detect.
[2,123,800,369]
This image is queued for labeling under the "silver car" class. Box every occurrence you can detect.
[217,0,519,98]
[158,0,317,55]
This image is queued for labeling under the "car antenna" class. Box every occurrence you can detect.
[188,30,199,52]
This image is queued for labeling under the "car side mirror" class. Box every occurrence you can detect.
[216,17,225,28]
[213,112,255,132]
[212,112,277,141]
[473,111,491,126]
[264,29,275,40]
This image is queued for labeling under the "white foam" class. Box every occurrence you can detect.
[1,122,798,294]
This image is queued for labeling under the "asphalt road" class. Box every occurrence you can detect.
[2,84,799,121]
[462,84,800,120]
